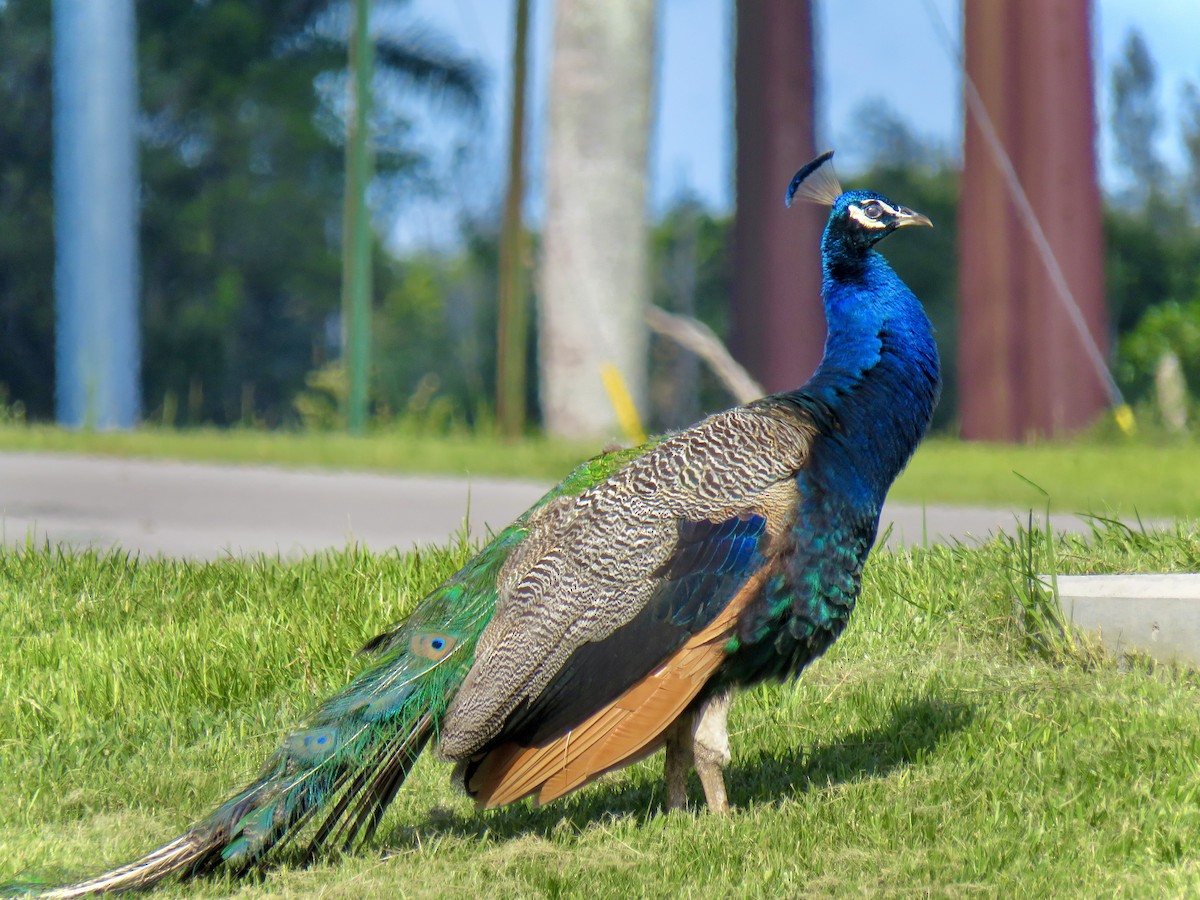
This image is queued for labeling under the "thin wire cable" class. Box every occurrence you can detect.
[920,0,1126,409]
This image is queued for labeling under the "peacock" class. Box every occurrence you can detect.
[8,151,939,897]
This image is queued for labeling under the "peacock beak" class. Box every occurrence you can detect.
[894,207,933,229]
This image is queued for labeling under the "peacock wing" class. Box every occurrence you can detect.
[462,511,781,807]
[438,405,815,805]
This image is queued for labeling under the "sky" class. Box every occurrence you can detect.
[396,0,1199,247]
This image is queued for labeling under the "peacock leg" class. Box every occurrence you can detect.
[664,709,695,810]
[691,689,732,813]
[663,689,733,812]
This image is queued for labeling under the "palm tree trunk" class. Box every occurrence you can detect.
[958,0,1109,439]
[732,0,821,394]
[538,0,657,440]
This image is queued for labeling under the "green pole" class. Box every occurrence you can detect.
[343,0,373,434]
[496,0,531,437]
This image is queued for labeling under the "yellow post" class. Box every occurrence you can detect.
[600,362,647,445]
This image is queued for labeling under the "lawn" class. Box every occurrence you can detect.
[893,437,1200,520]
[3,521,1200,896]
[0,424,592,483]
[1,423,1198,519]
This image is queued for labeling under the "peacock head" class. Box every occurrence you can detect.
[786,151,932,255]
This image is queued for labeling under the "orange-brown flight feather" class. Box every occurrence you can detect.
[468,567,772,808]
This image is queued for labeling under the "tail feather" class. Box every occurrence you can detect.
[11,527,525,898]
[304,712,434,858]
[11,455,634,898]
[16,835,216,899]
[19,672,444,898]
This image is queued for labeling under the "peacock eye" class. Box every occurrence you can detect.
[410,632,458,660]
[863,202,883,219]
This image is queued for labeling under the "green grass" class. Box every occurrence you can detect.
[3,522,1200,896]
[0,424,593,483]
[2,423,1200,518]
[892,437,1200,520]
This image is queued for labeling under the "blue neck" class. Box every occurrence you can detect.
[785,245,940,515]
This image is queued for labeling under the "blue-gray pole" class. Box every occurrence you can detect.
[53,0,141,429]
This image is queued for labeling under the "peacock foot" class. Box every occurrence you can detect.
[664,688,733,813]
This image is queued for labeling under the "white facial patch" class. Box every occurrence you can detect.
[847,201,899,230]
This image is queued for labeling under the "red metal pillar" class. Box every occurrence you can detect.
[732,0,822,394]
[959,0,1109,440]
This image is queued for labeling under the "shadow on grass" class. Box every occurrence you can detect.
[732,695,974,803]
[385,694,973,847]
[1,698,972,894]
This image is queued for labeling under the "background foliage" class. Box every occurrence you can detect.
[0,0,481,427]
[3,11,1200,433]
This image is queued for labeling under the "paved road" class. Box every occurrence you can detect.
[0,451,1147,561]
